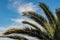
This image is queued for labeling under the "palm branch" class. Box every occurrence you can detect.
[0,35,28,40]
[0,2,60,40]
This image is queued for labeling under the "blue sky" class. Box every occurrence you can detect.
[0,0,60,40]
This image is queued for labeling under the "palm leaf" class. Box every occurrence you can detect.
[22,11,47,26]
[0,35,28,40]
[39,2,57,28]
[3,28,52,40]
[22,21,41,31]
[0,2,60,40]
[54,8,60,40]
[22,11,54,37]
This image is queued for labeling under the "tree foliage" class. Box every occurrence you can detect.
[0,2,60,40]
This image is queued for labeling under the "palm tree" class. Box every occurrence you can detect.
[0,2,60,40]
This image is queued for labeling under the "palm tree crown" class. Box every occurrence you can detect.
[0,2,60,40]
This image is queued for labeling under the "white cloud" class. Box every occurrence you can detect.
[12,18,25,23]
[8,0,25,9]
[17,2,38,15]
[0,27,7,35]
[0,27,6,31]
[0,38,14,40]
[8,0,39,15]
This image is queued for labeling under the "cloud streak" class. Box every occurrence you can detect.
[17,2,38,14]
[8,0,39,14]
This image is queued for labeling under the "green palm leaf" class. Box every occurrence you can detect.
[0,35,28,40]
[22,11,54,37]
[3,28,51,40]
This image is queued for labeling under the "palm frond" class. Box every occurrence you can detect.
[22,12,47,27]
[0,35,28,40]
[0,2,60,40]
[22,21,51,38]
[22,11,54,37]
[56,8,60,23]
[22,21,41,31]
[22,21,51,36]
[22,12,48,31]
[3,28,52,40]
[54,8,60,40]
[39,3,57,28]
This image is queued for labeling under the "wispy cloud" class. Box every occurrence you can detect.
[8,0,39,14]
[0,27,6,34]
[8,0,25,9]
[0,38,14,40]
[17,2,38,14]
